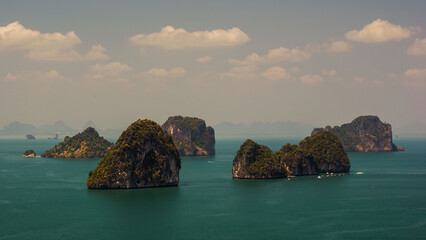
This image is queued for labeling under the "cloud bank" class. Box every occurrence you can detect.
[229,46,312,66]
[89,62,133,80]
[3,70,64,82]
[129,26,249,50]
[0,22,108,61]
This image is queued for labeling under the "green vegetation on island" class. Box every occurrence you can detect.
[41,127,113,158]
[312,116,404,152]
[87,119,181,189]
[162,116,215,156]
[233,131,350,179]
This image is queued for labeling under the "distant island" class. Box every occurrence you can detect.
[162,116,215,156]
[26,134,35,140]
[233,131,350,179]
[22,149,36,158]
[41,127,113,158]
[0,120,125,138]
[87,119,181,189]
[48,134,58,140]
[312,116,404,152]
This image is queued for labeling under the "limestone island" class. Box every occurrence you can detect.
[162,116,215,156]
[312,116,404,152]
[87,119,181,189]
[233,131,350,179]
[41,127,113,158]
[26,134,35,140]
[22,149,36,158]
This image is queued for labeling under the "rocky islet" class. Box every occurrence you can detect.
[162,116,215,156]
[233,131,351,179]
[87,119,181,189]
[41,127,113,158]
[312,116,404,152]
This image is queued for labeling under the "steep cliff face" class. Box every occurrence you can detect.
[41,127,113,158]
[232,139,286,179]
[162,116,215,156]
[87,119,181,189]
[312,116,404,152]
[232,131,350,179]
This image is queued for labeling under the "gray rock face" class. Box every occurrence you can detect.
[162,116,215,156]
[312,116,404,152]
[87,119,181,189]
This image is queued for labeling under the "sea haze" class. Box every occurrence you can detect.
[0,137,425,239]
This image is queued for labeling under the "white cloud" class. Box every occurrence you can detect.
[196,56,212,63]
[345,19,412,43]
[300,75,323,86]
[322,69,337,76]
[3,70,64,82]
[89,62,133,80]
[229,45,312,66]
[140,67,187,78]
[129,26,249,50]
[404,68,426,87]
[326,41,352,53]
[0,21,108,61]
[407,38,426,56]
[261,66,290,81]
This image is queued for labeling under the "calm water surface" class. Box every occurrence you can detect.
[0,137,425,239]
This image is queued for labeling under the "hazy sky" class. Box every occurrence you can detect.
[1,0,425,130]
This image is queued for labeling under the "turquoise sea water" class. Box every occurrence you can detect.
[0,137,425,240]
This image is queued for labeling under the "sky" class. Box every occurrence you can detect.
[0,0,425,130]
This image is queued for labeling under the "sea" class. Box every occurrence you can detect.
[0,136,425,240]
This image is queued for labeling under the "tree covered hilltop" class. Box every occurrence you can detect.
[87,119,181,189]
[233,131,351,179]
[41,127,113,158]
[162,116,215,156]
[312,116,404,152]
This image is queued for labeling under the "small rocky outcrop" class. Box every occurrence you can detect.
[232,131,350,179]
[162,116,215,156]
[87,119,181,189]
[312,116,404,152]
[41,127,113,158]
[22,149,36,158]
